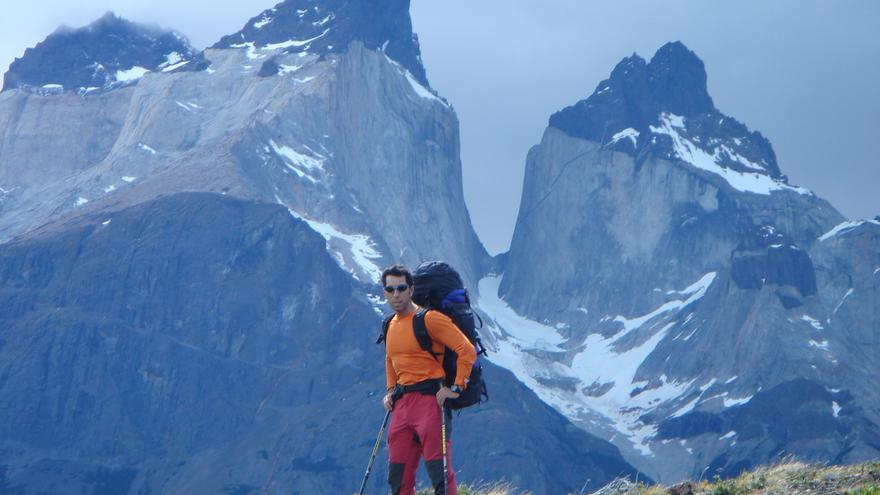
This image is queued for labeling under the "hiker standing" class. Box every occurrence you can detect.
[380,264,476,495]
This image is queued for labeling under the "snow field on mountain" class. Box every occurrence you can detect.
[115,66,150,82]
[268,140,325,183]
[281,201,382,284]
[477,272,719,456]
[650,113,810,196]
[819,219,880,241]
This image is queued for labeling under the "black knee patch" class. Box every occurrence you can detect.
[388,462,405,495]
[425,459,446,495]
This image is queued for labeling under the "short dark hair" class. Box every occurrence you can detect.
[381,264,413,287]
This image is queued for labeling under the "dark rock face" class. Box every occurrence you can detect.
[730,225,818,308]
[214,0,429,87]
[2,12,200,93]
[655,379,866,478]
[0,192,641,494]
[549,41,781,179]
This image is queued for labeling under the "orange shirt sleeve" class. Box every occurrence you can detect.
[385,352,397,392]
[425,311,477,389]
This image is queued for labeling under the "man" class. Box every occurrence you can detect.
[381,264,476,495]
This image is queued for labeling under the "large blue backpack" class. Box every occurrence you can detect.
[378,261,488,410]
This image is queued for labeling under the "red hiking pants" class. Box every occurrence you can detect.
[387,392,456,495]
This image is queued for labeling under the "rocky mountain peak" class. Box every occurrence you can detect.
[647,41,714,116]
[549,41,786,183]
[2,12,202,94]
[213,0,429,86]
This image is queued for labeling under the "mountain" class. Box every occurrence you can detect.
[0,1,644,493]
[0,192,643,494]
[483,42,879,482]
[0,0,484,287]
[213,0,429,87]
[2,12,204,95]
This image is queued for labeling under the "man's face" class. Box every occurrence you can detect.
[383,274,413,313]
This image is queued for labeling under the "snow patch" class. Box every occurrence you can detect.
[614,272,715,337]
[720,430,737,440]
[313,14,334,26]
[609,128,639,147]
[382,54,447,107]
[121,176,137,183]
[263,28,330,50]
[802,315,824,330]
[137,143,156,154]
[102,219,111,226]
[832,288,854,316]
[278,64,302,75]
[253,14,273,29]
[282,204,382,283]
[832,401,841,418]
[103,185,117,193]
[75,197,89,206]
[268,140,324,182]
[159,52,189,72]
[650,113,810,196]
[819,220,880,241]
[175,101,201,111]
[809,339,830,351]
[115,66,150,83]
[366,294,387,317]
[723,395,753,408]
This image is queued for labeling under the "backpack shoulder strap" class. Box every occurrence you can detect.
[376,314,394,345]
[412,308,436,354]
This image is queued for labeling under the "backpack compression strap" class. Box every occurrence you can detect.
[412,308,442,357]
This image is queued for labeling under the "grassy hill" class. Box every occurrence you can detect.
[413,461,880,495]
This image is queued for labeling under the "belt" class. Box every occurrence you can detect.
[397,379,443,396]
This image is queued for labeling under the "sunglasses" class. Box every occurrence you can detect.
[384,284,410,294]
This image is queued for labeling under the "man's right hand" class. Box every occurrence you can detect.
[383,392,394,411]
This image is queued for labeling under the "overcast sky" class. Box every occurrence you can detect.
[2,1,878,254]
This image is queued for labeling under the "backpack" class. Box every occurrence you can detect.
[377,261,488,410]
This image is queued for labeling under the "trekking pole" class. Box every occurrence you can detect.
[440,404,448,495]
[357,410,390,495]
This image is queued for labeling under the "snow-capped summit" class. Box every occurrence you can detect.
[549,41,785,187]
[213,0,429,87]
[2,12,203,94]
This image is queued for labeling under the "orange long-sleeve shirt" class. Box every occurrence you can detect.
[385,308,476,392]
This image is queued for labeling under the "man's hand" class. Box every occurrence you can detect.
[383,392,394,412]
[436,386,460,407]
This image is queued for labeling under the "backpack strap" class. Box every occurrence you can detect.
[412,308,442,358]
[376,313,394,345]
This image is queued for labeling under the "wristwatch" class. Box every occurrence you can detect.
[450,385,462,394]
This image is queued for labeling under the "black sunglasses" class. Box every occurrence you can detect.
[384,284,409,294]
